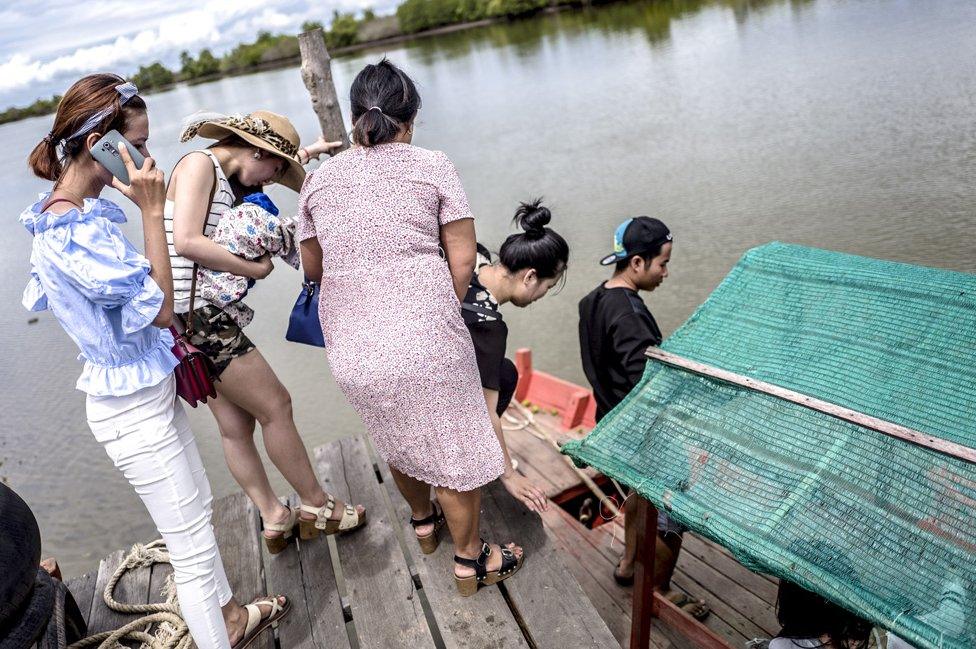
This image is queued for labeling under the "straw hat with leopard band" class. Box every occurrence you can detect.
[180,110,305,192]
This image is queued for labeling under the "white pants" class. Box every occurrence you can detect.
[87,376,233,649]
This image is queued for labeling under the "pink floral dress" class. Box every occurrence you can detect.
[297,143,505,491]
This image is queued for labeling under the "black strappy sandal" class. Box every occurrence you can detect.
[454,539,525,596]
[409,501,446,554]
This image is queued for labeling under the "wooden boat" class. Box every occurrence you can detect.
[506,348,780,648]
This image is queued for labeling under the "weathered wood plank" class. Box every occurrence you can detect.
[212,492,275,649]
[503,425,599,498]
[263,495,349,649]
[377,460,530,649]
[315,437,436,648]
[480,480,618,647]
[679,534,779,606]
[147,558,172,607]
[588,520,760,645]
[671,549,777,640]
[262,494,316,649]
[297,528,352,648]
[542,506,676,649]
[86,548,152,646]
[65,571,97,627]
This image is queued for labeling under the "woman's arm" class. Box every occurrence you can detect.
[114,144,173,327]
[484,387,549,513]
[171,153,273,279]
[300,237,324,283]
[298,136,344,165]
[440,218,477,301]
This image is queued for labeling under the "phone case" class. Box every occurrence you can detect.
[89,129,146,185]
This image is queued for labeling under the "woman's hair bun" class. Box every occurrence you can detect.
[499,198,569,280]
[513,198,551,239]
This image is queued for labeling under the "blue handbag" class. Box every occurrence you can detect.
[286,280,326,347]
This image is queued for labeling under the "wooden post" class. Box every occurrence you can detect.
[298,29,350,151]
[629,497,658,649]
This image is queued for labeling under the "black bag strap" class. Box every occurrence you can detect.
[168,151,217,336]
[461,302,503,321]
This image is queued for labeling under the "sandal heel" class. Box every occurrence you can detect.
[417,531,440,555]
[410,501,445,555]
[299,518,321,540]
[265,534,290,555]
[455,576,479,597]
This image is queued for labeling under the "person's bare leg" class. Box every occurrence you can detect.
[656,533,707,617]
[389,465,435,535]
[207,392,291,537]
[216,351,328,511]
[617,512,680,587]
[435,485,523,577]
[655,533,682,590]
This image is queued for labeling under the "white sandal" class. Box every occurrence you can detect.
[298,495,367,540]
[231,595,290,649]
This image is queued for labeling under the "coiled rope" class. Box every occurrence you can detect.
[68,540,191,649]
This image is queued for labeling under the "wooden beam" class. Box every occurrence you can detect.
[652,592,733,649]
[298,29,350,151]
[630,497,658,649]
[646,347,976,464]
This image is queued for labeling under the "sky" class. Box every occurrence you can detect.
[0,0,398,108]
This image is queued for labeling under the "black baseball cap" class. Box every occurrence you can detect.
[599,216,672,266]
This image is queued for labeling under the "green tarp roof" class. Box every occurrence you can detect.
[563,242,975,649]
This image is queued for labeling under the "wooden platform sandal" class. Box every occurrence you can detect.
[409,501,446,554]
[263,507,300,554]
[231,595,291,649]
[454,539,525,597]
[298,494,367,540]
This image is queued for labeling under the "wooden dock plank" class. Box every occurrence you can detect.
[542,506,677,649]
[212,492,274,649]
[297,532,352,648]
[262,495,316,649]
[558,509,769,647]
[147,561,172,607]
[377,460,530,649]
[671,549,777,640]
[316,437,436,648]
[503,425,597,498]
[264,495,350,649]
[66,571,97,628]
[680,534,779,606]
[85,548,152,646]
[480,480,618,647]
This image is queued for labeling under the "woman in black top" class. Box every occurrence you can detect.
[461,200,569,513]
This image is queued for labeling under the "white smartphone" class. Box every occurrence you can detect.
[89,129,146,185]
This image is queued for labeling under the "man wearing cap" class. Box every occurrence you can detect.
[577,217,708,618]
[579,216,673,420]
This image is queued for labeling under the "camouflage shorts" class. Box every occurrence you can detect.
[181,304,256,376]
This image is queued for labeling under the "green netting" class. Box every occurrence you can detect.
[563,243,975,649]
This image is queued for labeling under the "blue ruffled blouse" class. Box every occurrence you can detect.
[21,194,177,397]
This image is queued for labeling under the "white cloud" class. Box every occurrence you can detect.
[0,0,398,105]
[0,15,219,93]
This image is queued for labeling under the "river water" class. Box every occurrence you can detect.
[2,0,974,577]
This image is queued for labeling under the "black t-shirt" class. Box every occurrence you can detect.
[578,283,662,421]
[462,244,508,391]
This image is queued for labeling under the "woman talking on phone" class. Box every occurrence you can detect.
[165,111,365,553]
[21,74,287,649]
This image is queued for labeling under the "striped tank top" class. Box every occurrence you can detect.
[164,150,235,314]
